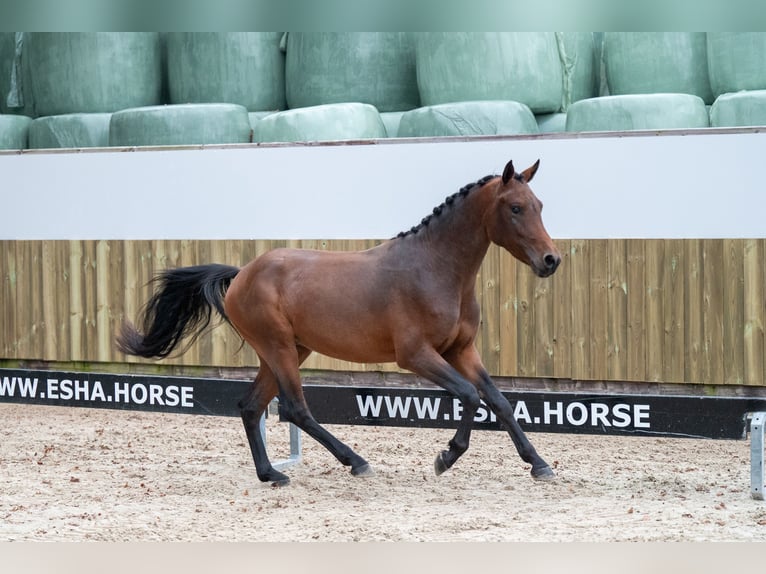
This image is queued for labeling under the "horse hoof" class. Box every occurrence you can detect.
[271,476,291,488]
[434,452,450,476]
[531,465,556,481]
[351,463,374,477]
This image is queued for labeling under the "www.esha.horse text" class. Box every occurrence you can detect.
[1,375,194,408]
[355,393,651,431]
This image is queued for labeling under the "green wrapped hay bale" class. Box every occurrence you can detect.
[397,101,539,137]
[285,33,418,112]
[248,110,277,128]
[707,33,766,98]
[0,114,31,149]
[566,94,710,132]
[414,33,563,113]
[603,33,713,103]
[710,90,766,127]
[380,111,406,137]
[556,32,598,110]
[109,104,252,147]
[166,33,285,111]
[28,113,111,149]
[0,33,14,112]
[536,113,567,133]
[1,33,33,116]
[26,33,162,116]
[255,103,386,143]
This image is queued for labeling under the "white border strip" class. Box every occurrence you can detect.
[2,130,764,240]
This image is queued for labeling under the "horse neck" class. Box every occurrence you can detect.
[402,183,494,282]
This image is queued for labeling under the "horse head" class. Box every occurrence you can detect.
[485,159,561,278]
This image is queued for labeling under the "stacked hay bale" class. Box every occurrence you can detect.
[707,33,766,127]
[28,113,112,149]
[402,33,598,137]
[160,32,284,144]
[112,32,286,146]
[24,33,162,148]
[0,114,30,149]
[408,33,554,137]
[109,104,252,147]
[1,32,34,118]
[398,101,539,138]
[535,32,598,133]
[255,33,417,142]
[0,33,31,149]
[567,33,712,132]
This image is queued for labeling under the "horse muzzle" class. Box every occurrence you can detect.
[534,252,561,278]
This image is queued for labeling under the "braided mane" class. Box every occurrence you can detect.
[394,174,497,239]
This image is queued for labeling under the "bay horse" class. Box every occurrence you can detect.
[117,159,561,487]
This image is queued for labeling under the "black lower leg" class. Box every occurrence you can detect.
[280,399,371,476]
[240,404,291,486]
[434,394,479,475]
[478,377,555,480]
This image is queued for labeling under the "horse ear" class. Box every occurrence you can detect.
[521,159,541,183]
[502,160,515,185]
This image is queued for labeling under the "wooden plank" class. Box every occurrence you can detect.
[589,239,609,381]
[2,243,13,356]
[498,244,519,377]
[95,240,113,361]
[41,241,58,360]
[607,240,627,380]
[516,254,537,377]
[684,240,704,384]
[723,239,745,385]
[702,239,724,386]
[83,241,99,361]
[0,242,15,357]
[644,240,664,382]
[743,239,765,386]
[552,239,572,379]
[664,240,685,383]
[626,239,646,381]
[56,241,72,360]
[13,241,32,358]
[533,266,555,378]
[68,241,84,361]
[480,245,502,375]
[569,239,590,379]
[25,241,43,359]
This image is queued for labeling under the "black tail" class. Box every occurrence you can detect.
[117,263,241,359]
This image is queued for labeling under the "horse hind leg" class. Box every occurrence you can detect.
[271,348,372,478]
[239,363,291,486]
[279,388,373,478]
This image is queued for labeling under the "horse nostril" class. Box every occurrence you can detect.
[544,253,560,269]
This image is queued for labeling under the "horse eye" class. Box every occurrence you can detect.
[510,205,522,215]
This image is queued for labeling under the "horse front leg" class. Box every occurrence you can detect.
[398,346,483,475]
[476,371,555,480]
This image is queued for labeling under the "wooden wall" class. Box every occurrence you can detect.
[1,239,764,387]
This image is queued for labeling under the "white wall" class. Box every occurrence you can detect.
[2,129,764,240]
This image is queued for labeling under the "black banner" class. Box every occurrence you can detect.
[0,368,244,417]
[304,386,766,440]
[2,368,765,440]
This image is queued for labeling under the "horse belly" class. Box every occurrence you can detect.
[291,302,398,365]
